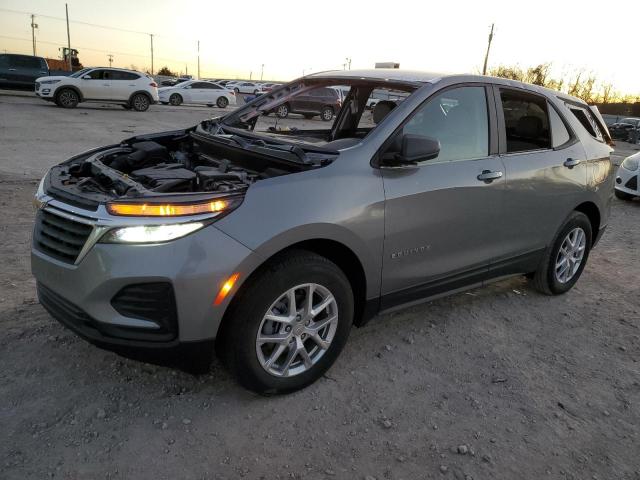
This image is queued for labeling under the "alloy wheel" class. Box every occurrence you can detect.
[256,283,338,378]
[132,94,149,111]
[555,227,586,283]
[59,90,77,107]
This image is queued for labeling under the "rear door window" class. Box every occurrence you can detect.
[110,71,139,80]
[499,89,551,153]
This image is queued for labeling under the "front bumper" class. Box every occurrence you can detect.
[31,202,254,347]
[615,164,638,196]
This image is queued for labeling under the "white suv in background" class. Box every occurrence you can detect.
[35,67,159,111]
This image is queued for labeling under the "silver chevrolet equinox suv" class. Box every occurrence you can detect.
[32,70,614,393]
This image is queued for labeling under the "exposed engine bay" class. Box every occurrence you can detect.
[45,124,337,210]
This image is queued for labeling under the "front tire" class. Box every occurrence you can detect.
[56,88,79,109]
[320,106,334,121]
[530,211,592,295]
[276,104,289,118]
[216,96,229,108]
[615,189,635,201]
[218,250,353,394]
[169,93,183,106]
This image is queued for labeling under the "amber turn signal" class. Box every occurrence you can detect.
[214,273,240,306]
[107,199,228,217]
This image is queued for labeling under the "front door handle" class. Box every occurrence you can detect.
[564,158,581,169]
[477,170,503,182]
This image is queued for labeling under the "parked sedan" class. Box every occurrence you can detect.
[231,81,265,94]
[159,80,236,108]
[609,117,640,140]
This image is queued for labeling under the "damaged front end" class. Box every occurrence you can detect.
[41,122,335,217]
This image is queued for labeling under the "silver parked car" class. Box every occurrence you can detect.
[32,69,614,394]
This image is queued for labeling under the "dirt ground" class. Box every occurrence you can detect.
[1,94,639,480]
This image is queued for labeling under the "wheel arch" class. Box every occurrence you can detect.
[128,90,154,104]
[217,238,371,342]
[574,201,600,245]
[54,85,84,102]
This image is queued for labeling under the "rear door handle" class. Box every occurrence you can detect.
[8,68,16,71]
[477,170,503,182]
[564,158,581,169]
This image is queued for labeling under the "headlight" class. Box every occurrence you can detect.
[40,79,61,85]
[99,222,206,244]
[621,155,639,171]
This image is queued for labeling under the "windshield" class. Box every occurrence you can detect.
[621,118,639,125]
[69,68,91,78]
[216,78,418,149]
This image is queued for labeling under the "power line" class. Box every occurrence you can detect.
[0,34,189,65]
[0,7,152,36]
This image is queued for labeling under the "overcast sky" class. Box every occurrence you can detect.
[1,0,638,94]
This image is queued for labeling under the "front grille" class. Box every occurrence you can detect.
[625,175,638,191]
[34,209,93,264]
[111,283,178,337]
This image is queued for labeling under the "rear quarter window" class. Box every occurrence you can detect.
[568,105,603,141]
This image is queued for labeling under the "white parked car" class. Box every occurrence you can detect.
[35,67,159,111]
[231,81,265,94]
[615,151,639,201]
[158,80,236,108]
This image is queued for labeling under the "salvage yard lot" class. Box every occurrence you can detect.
[1,93,639,479]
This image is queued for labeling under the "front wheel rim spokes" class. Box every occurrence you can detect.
[256,283,338,378]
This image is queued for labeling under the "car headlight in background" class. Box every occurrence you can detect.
[40,79,61,85]
[621,155,639,171]
[99,222,206,244]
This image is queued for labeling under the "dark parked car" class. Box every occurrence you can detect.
[609,117,640,140]
[273,86,341,121]
[0,53,49,90]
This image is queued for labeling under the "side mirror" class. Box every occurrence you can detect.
[185,85,192,89]
[82,75,91,80]
[381,134,440,167]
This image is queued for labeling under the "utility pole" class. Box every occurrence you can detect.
[107,54,113,67]
[149,34,154,75]
[30,14,38,56]
[482,23,494,76]
[260,64,264,81]
[65,4,72,71]
[197,40,200,79]
[345,57,351,70]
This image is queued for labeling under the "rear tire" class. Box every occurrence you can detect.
[56,88,79,109]
[169,93,183,106]
[615,189,635,201]
[530,211,592,295]
[216,96,229,108]
[131,93,150,112]
[217,250,353,394]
